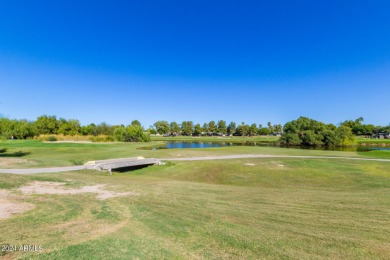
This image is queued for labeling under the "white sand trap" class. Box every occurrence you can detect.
[0,190,35,219]
[18,181,140,200]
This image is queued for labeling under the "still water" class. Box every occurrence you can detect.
[140,141,390,152]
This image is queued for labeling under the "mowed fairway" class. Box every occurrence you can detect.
[1,141,390,259]
[1,140,390,169]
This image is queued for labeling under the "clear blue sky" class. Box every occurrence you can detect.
[1,0,389,127]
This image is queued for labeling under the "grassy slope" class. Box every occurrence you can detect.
[1,140,390,169]
[1,157,390,259]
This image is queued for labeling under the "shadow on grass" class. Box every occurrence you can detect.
[0,150,30,157]
[113,164,152,173]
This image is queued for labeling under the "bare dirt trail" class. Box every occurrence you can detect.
[0,155,389,174]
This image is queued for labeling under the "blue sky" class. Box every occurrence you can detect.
[1,0,389,127]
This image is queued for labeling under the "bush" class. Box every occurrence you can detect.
[47,136,58,142]
[70,159,84,165]
[88,135,114,142]
[114,125,150,142]
[281,117,355,147]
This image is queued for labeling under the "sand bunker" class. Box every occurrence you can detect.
[245,163,256,166]
[18,181,140,200]
[0,190,35,219]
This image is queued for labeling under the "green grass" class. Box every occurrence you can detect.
[1,140,390,258]
[1,139,390,169]
[1,157,390,259]
[356,136,390,145]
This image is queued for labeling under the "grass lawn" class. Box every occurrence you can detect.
[0,157,390,259]
[1,141,390,258]
[356,136,390,145]
[1,140,390,169]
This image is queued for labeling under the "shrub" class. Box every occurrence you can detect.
[70,159,84,165]
[281,117,355,147]
[88,135,114,142]
[47,136,58,142]
[114,125,150,142]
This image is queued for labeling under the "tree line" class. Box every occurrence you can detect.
[0,115,150,142]
[0,115,283,140]
[152,120,282,137]
[0,115,388,146]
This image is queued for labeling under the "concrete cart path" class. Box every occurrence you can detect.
[1,154,390,174]
[162,154,390,162]
[0,165,86,174]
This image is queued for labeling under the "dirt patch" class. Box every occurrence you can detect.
[0,158,35,168]
[18,181,140,200]
[0,190,35,219]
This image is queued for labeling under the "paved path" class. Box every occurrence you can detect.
[0,166,86,174]
[0,154,389,174]
[163,154,390,162]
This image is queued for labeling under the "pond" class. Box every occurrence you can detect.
[139,141,390,152]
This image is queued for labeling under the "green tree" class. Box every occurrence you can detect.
[336,125,355,145]
[267,122,274,133]
[80,123,97,136]
[181,121,194,136]
[169,122,180,135]
[302,130,323,146]
[194,124,202,136]
[202,123,209,134]
[96,122,110,135]
[0,118,13,138]
[113,125,150,142]
[208,121,217,135]
[13,120,35,139]
[153,120,170,135]
[147,127,157,135]
[236,123,249,136]
[280,133,301,145]
[217,120,227,135]
[131,120,142,127]
[249,123,258,136]
[57,119,81,136]
[258,127,270,135]
[113,126,128,142]
[227,122,236,136]
[34,115,59,135]
[281,117,355,146]
[274,124,283,133]
[341,117,365,135]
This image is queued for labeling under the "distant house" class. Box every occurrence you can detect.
[372,132,390,139]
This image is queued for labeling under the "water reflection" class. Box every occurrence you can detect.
[140,141,390,152]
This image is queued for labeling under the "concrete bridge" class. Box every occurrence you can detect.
[85,157,161,174]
